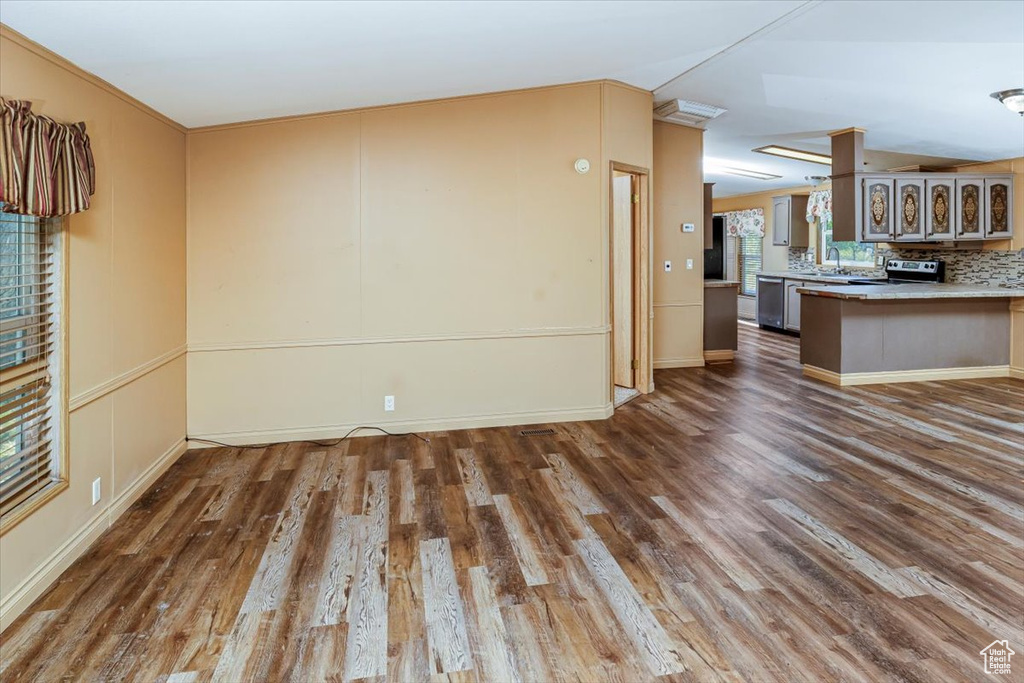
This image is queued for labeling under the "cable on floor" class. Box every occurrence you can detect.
[185,425,430,450]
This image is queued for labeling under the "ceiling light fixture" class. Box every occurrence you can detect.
[705,163,781,180]
[990,88,1024,116]
[753,145,831,166]
[805,175,828,186]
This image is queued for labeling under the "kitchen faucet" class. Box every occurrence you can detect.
[825,246,846,274]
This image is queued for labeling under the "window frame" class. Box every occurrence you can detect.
[817,218,876,269]
[737,234,762,297]
[0,213,69,535]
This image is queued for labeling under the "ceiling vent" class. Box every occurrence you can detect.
[654,99,727,127]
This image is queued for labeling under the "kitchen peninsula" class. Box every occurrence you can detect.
[798,283,1024,385]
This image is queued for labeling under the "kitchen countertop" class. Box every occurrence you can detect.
[758,270,884,285]
[703,279,740,288]
[797,283,1024,300]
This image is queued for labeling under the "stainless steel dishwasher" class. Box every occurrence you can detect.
[757,276,785,330]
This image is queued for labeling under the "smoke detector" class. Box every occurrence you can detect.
[653,99,727,128]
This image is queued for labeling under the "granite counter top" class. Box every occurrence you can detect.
[797,283,1024,300]
[758,271,885,285]
[704,279,740,288]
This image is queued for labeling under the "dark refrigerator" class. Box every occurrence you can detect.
[703,215,725,280]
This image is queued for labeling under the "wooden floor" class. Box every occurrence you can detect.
[2,325,1023,682]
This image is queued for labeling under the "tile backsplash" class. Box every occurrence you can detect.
[878,246,1024,285]
[787,245,1024,285]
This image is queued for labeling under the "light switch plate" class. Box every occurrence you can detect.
[664,260,672,272]
[384,395,395,412]
[91,478,101,505]
[686,259,694,270]
[682,223,695,233]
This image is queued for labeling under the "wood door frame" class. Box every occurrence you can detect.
[608,161,651,403]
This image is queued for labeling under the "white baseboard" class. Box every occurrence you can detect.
[803,364,1012,387]
[0,437,188,632]
[1010,367,1024,380]
[653,357,705,370]
[187,405,614,448]
[107,438,189,522]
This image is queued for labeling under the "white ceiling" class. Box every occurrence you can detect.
[657,0,1024,195]
[0,0,799,126]
[1,0,1022,196]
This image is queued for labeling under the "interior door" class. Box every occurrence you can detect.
[612,172,634,388]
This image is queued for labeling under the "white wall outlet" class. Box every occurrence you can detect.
[686,259,694,270]
[384,395,395,412]
[682,223,695,233]
[663,260,672,272]
[91,478,101,505]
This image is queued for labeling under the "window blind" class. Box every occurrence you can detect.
[738,235,762,297]
[1,212,59,519]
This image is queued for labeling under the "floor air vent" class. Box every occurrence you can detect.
[519,428,556,437]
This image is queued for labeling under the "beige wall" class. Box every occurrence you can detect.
[601,84,655,390]
[0,29,187,629]
[187,82,654,442]
[652,121,705,368]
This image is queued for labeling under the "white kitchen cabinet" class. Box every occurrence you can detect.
[955,177,985,240]
[785,280,804,332]
[984,176,1014,239]
[861,177,895,242]
[772,195,810,247]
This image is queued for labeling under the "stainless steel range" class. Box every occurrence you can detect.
[849,258,945,285]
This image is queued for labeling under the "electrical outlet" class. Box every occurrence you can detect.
[384,395,395,412]
[686,259,694,270]
[91,478,101,505]
[664,260,672,272]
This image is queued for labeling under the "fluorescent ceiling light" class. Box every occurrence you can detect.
[704,163,781,180]
[754,145,832,166]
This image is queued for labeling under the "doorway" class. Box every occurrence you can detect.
[609,162,650,408]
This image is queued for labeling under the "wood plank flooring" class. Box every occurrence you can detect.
[2,324,1023,682]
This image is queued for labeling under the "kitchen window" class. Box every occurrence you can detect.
[819,219,875,268]
[1,211,66,531]
[737,235,762,296]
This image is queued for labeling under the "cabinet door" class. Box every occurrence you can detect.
[789,194,810,248]
[772,196,791,246]
[894,177,925,241]
[924,178,955,241]
[785,280,803,331]
[984,176,1013,239]
[955,177,985,239]
[861,177,894,242]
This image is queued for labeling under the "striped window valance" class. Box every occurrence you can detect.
[0,98,95,217]
[725,208,765,238]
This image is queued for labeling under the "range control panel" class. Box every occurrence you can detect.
[885,259,944,282]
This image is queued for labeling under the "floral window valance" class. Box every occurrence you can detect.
[0,98,95,217]
[806,189,832,228]
[725,208,765,238]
